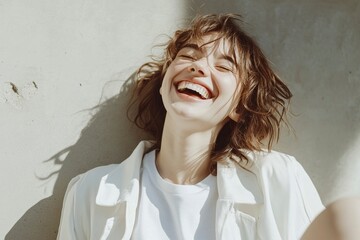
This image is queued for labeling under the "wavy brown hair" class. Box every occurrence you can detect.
[128,13,292,168]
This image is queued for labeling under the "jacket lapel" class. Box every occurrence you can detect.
[216,160,263,239]
[95,141,153,239]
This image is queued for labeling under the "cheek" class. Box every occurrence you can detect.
[159,70,174,106]
[161,71,171,91]
[161,63,186,91]
[162,65,176,85]
[219,76,239,99]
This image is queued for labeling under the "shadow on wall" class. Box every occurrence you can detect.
[5,71,145,240]
[5,3,238,239]
[3,2,246,239]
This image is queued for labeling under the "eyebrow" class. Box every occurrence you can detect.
[181,43,236,65]
[220,54,236,65]
[181,43,202,51]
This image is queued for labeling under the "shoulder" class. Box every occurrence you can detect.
[68,165,118,200]
[66,140,154,203]
[74,164,120,192]
[71,140,153,186]
[247,149,298,170]
[233,149,324,233]
[244,149,306,184]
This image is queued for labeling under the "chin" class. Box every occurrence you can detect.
[172,108,202,120]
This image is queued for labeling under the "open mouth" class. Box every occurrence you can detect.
[176,81,213,100]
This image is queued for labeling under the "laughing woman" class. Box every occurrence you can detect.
[57,14,324,240]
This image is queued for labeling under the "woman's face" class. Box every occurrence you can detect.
[160,34,241,132]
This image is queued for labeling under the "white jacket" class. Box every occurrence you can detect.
[57,141,324,240]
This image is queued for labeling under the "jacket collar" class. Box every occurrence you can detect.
[95,140,154,206]
[95,140,262,206]
[217,158,262,203]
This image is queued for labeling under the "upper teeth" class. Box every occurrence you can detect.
[177,81,210,99]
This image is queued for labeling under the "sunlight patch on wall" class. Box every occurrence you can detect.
[328,132,360,202]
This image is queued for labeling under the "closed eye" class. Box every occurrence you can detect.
[216,65,233,72]
[179,54,196,60]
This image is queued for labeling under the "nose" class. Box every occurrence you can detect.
[188,61,209,76]
[189,66,204,75]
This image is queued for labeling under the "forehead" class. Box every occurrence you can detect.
[188,34,229,50]
[181,33,239,61]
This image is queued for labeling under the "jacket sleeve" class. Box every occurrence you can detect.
[292,158,325,235]
[57,175,84,240]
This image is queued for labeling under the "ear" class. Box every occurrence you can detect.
[159,86,162,95]
[229,109,241,122]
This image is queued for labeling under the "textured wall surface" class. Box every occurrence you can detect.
[1,0,359,239]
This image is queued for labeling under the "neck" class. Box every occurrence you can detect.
[156,115,221,185]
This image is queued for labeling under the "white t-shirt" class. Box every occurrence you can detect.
[131,150,218,240]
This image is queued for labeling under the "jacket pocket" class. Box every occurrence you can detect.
[217,200,258,240]
[234,210,257,239]
[92,201,127,240]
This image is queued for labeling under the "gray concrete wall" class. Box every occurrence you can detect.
[1,0,359,239]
